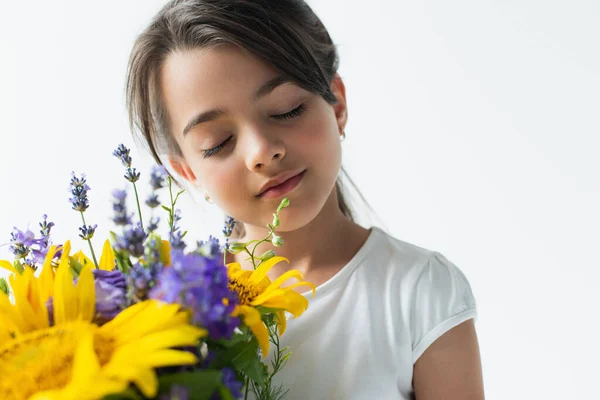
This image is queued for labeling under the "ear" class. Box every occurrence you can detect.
[330,73,348,135]
[169,157,198,184]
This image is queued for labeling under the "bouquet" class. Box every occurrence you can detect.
[0,144,315,400]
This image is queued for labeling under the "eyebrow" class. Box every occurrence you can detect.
[182,75,291,136]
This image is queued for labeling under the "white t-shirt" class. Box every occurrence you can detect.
[267,226,478,400]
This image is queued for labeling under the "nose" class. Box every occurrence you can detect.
[244,129,286,172]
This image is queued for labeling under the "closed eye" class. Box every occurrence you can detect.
[271,103,307,120]
[202,136,232,159]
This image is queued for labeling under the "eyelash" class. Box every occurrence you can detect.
[201,103,307,159]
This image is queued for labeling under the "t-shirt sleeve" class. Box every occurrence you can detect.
[410,251,478,364]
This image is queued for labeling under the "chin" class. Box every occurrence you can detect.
[270,187,335,233]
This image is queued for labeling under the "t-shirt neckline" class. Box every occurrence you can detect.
[299,226,382,299]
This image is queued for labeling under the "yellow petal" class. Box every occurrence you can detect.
[39,245,60,301]
[99,240,116,270]
[103,364,158,399]
[250,288,288,306]
[10,268,47,330]
[160,240,171,266]
[74,250,94,269]
[0,259,18,275]
[102,300,183,343]
[275,310,287,336]
[76,265,95,322]
[127,349,198,368]
[133,325,207,353]
[53,254,78,324]
[234,305,270,358]
[281,290,309,317]
[71,328,100,380]
[248,256,288,286]
[59,241,72,266]
[281,281,317,297]
[0,291,26,335]
[266,270,305,291]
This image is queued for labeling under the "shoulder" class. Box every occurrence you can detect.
[366,227,478,362]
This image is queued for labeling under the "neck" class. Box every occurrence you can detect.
[231,189,370,284]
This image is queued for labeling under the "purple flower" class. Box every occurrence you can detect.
[145,193,160,208]
[113,144,140,183]
[169,209,186,251]
[78,224,98,240]
[115,223,147,257]
[69,172,90,212]
[222,216,236,239]
[149,165,167,190]
[147,216,160,233]
[149,252,239,340]
[196,236,221,259]
[93,269,127,324]
[127,262,161,301]
[9,215,55,266]
[125,167,140,183]
[111,189,133,226]
[113,144,132,168]
[218,368,243,400]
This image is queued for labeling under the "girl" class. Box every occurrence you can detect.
[126,0,485,399]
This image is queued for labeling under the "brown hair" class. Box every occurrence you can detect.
[126,0,358,232]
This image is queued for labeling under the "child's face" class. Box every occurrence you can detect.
[161,44,347,232]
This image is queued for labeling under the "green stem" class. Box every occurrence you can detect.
[80,213,98,268]
[132,182,144,230]
[244,377,250,400]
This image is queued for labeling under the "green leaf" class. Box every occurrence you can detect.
[218,385,235,400]
[158,370,222,400]
[68,256,83,275]
[229,338,266,386]
[0,277,10,295]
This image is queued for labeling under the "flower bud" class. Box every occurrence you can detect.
[276,198,290,213]
[271,235,284,247]
[228,242,248,254]
[272,213,280,227]
[258,250,276,262]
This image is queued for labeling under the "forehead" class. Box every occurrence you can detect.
[160,44,279,107]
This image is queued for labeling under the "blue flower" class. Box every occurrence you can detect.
[92,269,127,324]
[113,144,132,168]
[169,209,186,251]
[69,172,90,212]
[145,193,160,208]
[9,216,54,265]
[222,216,236,239]
[195,236,221,259]
[115,223,147,257]
[149,252,239,340]
[78,224,97,240]
[127,262,162,301]
[125,167,140,183]
[219,368,243,400]
[149,165,167,190]
[147,216,160,232]
[111,189,133,226]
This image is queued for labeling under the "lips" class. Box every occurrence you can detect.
[257,169,306,199]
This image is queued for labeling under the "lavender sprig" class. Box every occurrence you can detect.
[69,172,98,268]
[162,177,187,252]
[113,144,144,230]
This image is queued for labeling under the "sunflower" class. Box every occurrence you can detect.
[0,240,206,400]
[227,256,315,357]
[74,239,117,270]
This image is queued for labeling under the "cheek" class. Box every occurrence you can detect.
[297,110,342,170]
